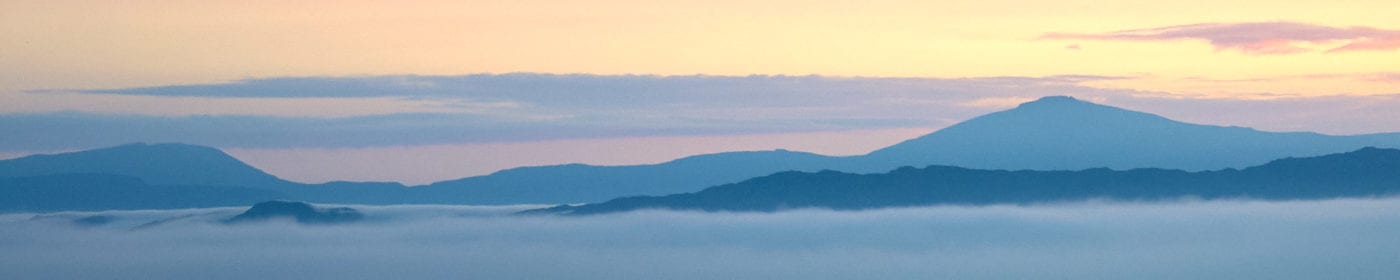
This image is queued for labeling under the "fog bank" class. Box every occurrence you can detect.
[2,200,1398,279]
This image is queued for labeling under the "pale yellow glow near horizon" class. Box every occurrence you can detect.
[8,0,1400,185]
[2,0,1398,96]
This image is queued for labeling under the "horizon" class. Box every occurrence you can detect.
[5,95,1399,186]
[5,1,1400,184]
[7,3,1400,279]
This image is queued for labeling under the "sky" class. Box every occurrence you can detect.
[5,199,1400,279]
[2,1,1399,184]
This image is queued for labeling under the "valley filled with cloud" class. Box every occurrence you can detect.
[5,199,1398,279]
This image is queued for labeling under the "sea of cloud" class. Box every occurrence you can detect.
[3,199,1399,279]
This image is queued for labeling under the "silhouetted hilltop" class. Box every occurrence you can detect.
[426,96,1400,205]
[0,143,293,189]
[528,147,1400,215]
[224,201,364,225]
[7,96,1400,211]
[416,149,847,204]
[0,143,414,212]
[862,96,1400,171]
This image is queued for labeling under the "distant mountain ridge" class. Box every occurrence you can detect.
[528,147,1400,215]
[0,143,407,212]
[0,173,284,212]
[862,96,1400,171]
[5,96,1400,212]
[426,96,1400,204]
[0,143,291,189]
[414,149,850,204]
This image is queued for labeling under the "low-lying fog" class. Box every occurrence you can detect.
[3,199,1399,279]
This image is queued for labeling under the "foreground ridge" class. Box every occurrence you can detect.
[528,147,1400,215]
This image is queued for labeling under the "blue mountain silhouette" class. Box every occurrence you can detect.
[414,149,848,204]
[425,96,1400,204]
[863,96,1400,171]
[526,147,1400,215]
[0,144,405,212]
[0,143,291,189]
[5,96,1400,212]
[0,173,284,212]
[224,201,364,225]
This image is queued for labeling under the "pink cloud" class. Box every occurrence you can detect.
[1330,37,1400,53]
[1043,22,1400,55]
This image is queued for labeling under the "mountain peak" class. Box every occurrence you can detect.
[225,201,364,225]
[0,142,292,188]
[100,142,227,156]
[861,95,1296,171]
[1010,95,1114,112]
[979,96,1168,124]
[1023,95,1081,105]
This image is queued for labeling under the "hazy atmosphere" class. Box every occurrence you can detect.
[6,199,1400,280]
[4,1,1400,184]
[3,1,1398,279]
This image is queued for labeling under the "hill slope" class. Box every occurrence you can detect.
[530,147,1400,215]
[0,143,408,212]
[7,96,1400,209]
[862,96,1400,171]
[427,96,1400,204]
[415,150,849,204]
[0,143,293,189]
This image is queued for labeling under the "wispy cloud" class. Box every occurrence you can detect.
[60,74,1126,101]
[0,74,1142,151]
[0,92,495,118]
[1043,22,1400,54]
[5,74,1400,153]
[1172,72,1400,85]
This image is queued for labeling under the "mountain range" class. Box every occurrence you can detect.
[4,96,1400,212]
[417,96,1400,204]
[224,201,364,225]
[864,96,1400,171]
[0,143,408,211]
[528,147,1400,215]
